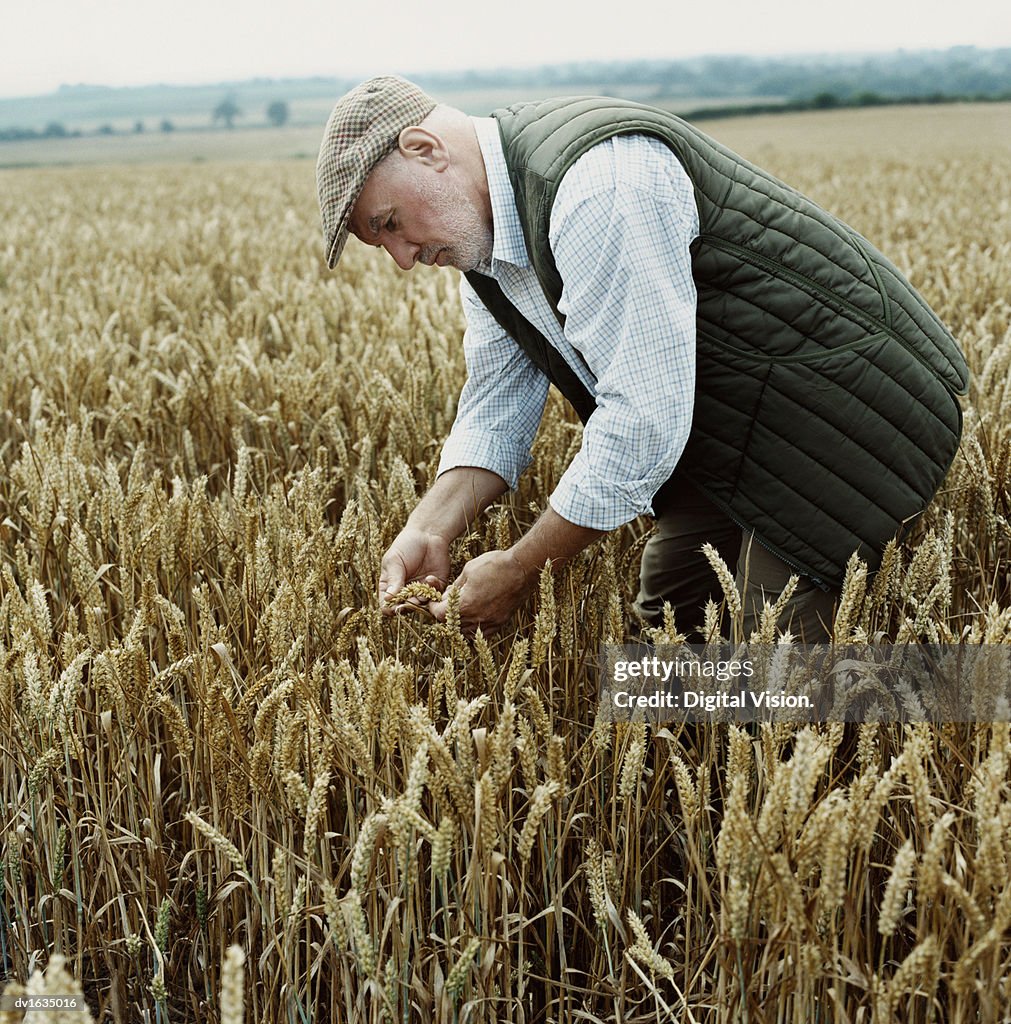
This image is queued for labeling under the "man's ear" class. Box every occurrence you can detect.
[397,126,450,171]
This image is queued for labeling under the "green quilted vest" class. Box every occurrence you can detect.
[464,96,968,588]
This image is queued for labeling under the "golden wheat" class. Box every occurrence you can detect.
[0,105,1009,1023]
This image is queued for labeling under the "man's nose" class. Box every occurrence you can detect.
[385,237,419,270]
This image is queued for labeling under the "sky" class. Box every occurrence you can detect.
[2,0,1009,98]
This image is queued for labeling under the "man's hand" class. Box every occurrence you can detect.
[379,527,452,613]
[378,467,509,615]
[428,550,534,634]
[426,505,605,635]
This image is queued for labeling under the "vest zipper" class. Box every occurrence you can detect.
[695,485,832,592]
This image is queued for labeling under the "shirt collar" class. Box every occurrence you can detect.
[471,116,530,271]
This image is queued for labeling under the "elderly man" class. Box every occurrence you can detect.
[316,76,967,641]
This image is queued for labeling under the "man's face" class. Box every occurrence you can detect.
[349,149,492,273]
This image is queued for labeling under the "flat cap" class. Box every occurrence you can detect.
[316,76,437,268]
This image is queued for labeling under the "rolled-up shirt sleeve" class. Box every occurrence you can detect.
[436,275,550,488]
[547,137,699,530]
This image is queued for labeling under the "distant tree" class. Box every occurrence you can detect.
[266,100,289,127]
[44,121,68,137]
[213,97,241,129]
[134,120,144,133]
[160,119,175,133]
[853,91,886,107]
[97,123,114,136]
[811,91,840,109]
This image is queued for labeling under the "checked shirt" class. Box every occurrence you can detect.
[436,116,700,531]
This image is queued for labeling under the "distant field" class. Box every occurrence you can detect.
[0,123,327,167]
[1,98,1006,170]
[0,77,789,139]
[707,100,1011,160]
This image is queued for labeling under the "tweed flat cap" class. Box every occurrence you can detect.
[316,76,437,268]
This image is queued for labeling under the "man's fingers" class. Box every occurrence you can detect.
[427,579,463,622]
[379,557,408,593]
[385,571,406,596]
[379,564,406,614]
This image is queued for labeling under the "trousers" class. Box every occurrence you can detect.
[634,482,838,642]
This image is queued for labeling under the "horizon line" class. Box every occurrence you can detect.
[2,44,1008,103]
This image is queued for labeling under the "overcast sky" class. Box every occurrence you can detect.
[2,0,1009,98]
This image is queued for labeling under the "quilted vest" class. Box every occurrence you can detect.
[464,96,968,588]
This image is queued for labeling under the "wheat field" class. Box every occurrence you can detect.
[1,104,1010,1023]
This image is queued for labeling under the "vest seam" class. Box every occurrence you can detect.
[850,234,893,329]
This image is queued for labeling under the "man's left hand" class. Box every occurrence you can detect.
[427,550,534,635]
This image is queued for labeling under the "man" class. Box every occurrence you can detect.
[316,76,967,641]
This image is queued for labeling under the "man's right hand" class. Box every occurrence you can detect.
[378,528,452,613]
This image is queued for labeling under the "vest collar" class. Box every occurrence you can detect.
[471,116,530,271]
